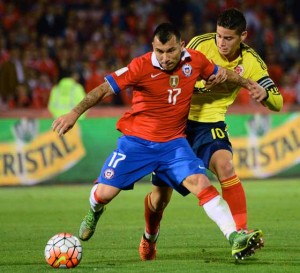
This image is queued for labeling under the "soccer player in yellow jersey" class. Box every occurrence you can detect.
[139,8,283,261]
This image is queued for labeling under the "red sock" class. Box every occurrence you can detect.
[197,185,219,206]
[220,175,247,230]
[144,193,163,235]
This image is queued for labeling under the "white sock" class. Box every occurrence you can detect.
[89,184,105,212]
[144,229,159,242]
[202,195,236,239]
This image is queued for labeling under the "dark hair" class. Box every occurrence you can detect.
[217,8,247,35]
[152,22,181,44]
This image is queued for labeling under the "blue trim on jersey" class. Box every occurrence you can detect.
[95,135,206,196]
[212,64,218,75]
[105,74,120,94]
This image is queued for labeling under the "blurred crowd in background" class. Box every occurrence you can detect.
[0,0,299,111]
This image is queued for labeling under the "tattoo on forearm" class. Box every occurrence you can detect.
[73,88,101,115]
[228,70,247,88]
[237,75,246,87]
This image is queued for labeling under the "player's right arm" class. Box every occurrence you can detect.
[72,82,114,116]
[52,82,114,136]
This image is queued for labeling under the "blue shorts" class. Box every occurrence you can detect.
[96,135,206,196]
[152,120,232,193]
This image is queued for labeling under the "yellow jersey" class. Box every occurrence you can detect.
[187,33,283,122]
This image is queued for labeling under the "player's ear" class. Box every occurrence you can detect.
[180,40,185,50]
[241,31,247,42]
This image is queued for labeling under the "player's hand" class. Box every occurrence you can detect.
[52,111,80,136]
[205,66,227,89]
[247,79,267,102]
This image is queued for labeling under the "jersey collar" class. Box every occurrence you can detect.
[151,49,191,70]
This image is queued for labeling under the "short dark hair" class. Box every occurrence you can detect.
[217,8,247,35]
[152,22,181,44]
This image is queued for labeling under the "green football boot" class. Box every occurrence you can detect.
[230,229,264,260]
[79,207,105,241]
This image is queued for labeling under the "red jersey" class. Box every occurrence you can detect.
[105,49,217,142]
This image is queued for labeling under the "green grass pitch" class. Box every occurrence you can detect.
[0,179,299,273]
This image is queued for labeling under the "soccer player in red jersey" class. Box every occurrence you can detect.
[52,22,263,260]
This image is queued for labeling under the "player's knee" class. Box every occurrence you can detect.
[183,174,211,195]
[216,160,235,177]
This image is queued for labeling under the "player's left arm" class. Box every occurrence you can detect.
[248,77,283,112]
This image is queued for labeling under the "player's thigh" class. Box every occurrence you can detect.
[155,138,206,189]
[97,136,157,189]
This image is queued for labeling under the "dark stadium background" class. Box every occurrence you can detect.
[0,0,299,115]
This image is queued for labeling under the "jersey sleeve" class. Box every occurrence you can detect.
[258,76,283,111]
[197,51,218,80]
[186,38,217,89]
[105,57,142,94]
[247,55,283,112]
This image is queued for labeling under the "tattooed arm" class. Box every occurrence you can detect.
[52,82,114,136]
[205,66,250,89]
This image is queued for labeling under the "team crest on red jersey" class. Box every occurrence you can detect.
[182,64,192,77]
[234,65,244,75]
[104,168,115,179]
[169,75,179,88]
